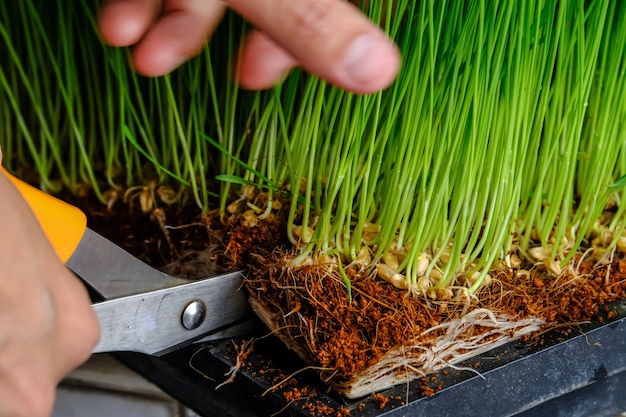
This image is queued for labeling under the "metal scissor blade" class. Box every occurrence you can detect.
[92,270,251,356]
[67,228,190,300]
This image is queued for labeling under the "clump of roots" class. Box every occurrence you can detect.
[333,309,542,398]
[224,194,626,398]
[244,250,541,398]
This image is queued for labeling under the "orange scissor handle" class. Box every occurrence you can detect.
[1,167,86,263]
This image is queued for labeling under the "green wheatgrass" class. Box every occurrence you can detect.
[1,0,625,296]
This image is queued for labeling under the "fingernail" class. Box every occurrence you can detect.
[342,32,400,92]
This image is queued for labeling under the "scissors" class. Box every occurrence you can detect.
[2,167,256,356]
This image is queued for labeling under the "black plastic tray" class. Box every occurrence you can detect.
[116,301,626,417]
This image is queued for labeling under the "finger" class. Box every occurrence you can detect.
[225,0,401,94]
[131,0,226,76]
[99,0,162,47]
[236,30,297,90]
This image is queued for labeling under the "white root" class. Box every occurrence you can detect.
[332,310,544,398]
[215,338,255,390]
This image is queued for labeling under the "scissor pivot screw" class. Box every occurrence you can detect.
[182,300,207,330]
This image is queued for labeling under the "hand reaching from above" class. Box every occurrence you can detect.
[98,0,401,94]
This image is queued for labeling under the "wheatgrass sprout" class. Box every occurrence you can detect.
[2,0,626,299]
[1,0,134,196]
[566,5,626,260]
[0,0,249,213]
[518,2,611,261]
[0,0,71,191]
[215,0,626,296]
